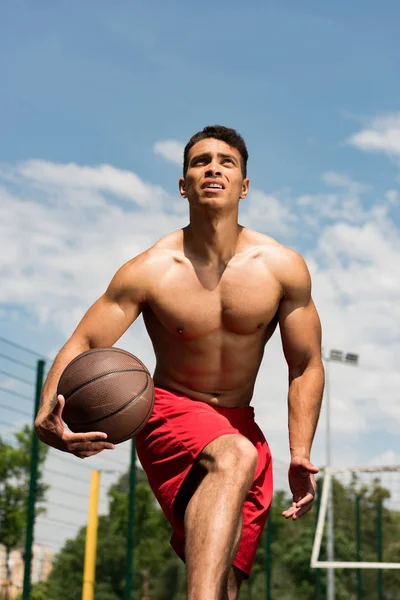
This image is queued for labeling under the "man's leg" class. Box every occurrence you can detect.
[222,566,246,600]
[184,434,257,600]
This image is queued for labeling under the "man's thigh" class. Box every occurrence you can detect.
[174,433,244,522]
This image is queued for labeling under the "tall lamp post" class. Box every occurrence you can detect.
[323,348,359,600]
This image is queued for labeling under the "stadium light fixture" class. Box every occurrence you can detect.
[322,348,359,600]
[329,349,359,365]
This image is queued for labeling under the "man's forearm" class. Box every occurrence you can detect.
[36,337,90,424]
[287,361,325,459]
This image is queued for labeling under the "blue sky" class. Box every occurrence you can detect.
[1,1,400,551]
[2,1,400,188]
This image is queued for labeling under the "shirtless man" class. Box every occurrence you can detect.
[35,125,324,600]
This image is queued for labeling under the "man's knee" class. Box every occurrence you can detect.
[200,434,258,479]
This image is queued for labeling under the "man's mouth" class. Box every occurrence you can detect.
[202,181,224,191]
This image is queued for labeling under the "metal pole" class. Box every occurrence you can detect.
[315,478,322,600]
[82,471,101,600]
[356,495,362,600]
[325,358,332,471]
[22,359,45,600]
[377,501,383,600]
[323,349,359,600]
[265,512,272,600]
[125,439,137,600]
[327,489,335,600]
[324,359,335,600]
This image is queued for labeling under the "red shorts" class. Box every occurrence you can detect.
[135,387,273,578]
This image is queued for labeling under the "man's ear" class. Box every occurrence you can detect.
[240,178,250,199]
[179,177,187,198]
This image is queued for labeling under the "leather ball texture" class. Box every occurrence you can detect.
[58,347,154,444]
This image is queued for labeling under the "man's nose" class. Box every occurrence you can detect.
[205,160,221,176]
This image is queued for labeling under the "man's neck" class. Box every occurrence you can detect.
[184,209,242,267]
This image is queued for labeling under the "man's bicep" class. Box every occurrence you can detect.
[70,261,147,349]
[76,293,144,348]
[279,296,322,372]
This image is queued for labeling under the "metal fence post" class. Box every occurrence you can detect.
[356,495,362,600]
[22,358,45,600]
[125,439,137,600]
[266,510,272,600]
[315,478,322,599]
[377,500,383,600]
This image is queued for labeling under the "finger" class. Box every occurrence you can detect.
[74,442,115,458]
[282,511,295,519]
[295,493,315,508]
[70,438,115,449]
[283,510,297,519]
[292,502,313,520]
[282,504,296,515]
[63,430,109,443]
[54,394,65,418]
[71,440,115,452]
[282,503,297,518]
[292,458,319,474]
[302,460,319,474]
[75,449,107,459]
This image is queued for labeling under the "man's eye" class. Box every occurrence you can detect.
[223,158,233,164]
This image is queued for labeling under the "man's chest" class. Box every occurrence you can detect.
[147,263,282,337]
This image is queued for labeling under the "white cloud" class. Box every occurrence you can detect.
[386,189,399,205]
[297,171,372,224]
[322,170,371,195]
[369,450,400,467]
[153,139,184,167]
[1,158,400,479]
[242,190,297,237]
[0,162,186,334]
[306,212,400,443]
[347,113,400,157]
[11,160,172,207]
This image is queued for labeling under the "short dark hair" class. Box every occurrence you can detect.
[183,125,248,178]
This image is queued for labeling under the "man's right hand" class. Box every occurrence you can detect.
[35,394,115,459]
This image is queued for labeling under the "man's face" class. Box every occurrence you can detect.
[179,138,249,209]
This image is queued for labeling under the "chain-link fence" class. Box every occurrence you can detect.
[0,336,133,599]
[1,335,323,600]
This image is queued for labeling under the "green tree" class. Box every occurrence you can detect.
[15,581,48,600]
[0,426,48,599]
[42,467,184,600]
[31,467,400,600]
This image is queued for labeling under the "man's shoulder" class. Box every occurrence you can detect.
[123,230,188,285]
[244,228,309,291]
[151,229,184,254]
[244,228,304,265]
[110,231,184,299]
[124,230,184,270]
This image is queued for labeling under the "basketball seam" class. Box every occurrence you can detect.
[64,347,149,375]
[66,376,151,426]
[61,369,147,399]
[111,391,155,443]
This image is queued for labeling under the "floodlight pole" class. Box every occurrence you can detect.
[322,349,359,600]
[323,357,335,600]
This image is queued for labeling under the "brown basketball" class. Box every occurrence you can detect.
[57,347,154,444]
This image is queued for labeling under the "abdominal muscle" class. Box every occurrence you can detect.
[147,323,268,408]
[140,236,281,407]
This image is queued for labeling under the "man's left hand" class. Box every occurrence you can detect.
[282,457,318,521]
